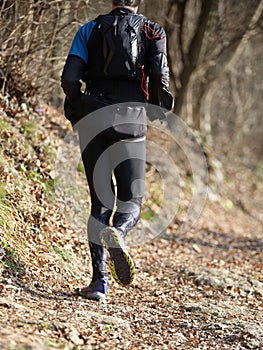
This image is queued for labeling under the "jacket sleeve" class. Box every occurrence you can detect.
[61,55,88,125]
[146,23,174,113]
[61,22,97,124]
[61,55,86,105]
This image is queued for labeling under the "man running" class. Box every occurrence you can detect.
[61,0,173,300]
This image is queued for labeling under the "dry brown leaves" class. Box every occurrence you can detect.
[0,95,262,349]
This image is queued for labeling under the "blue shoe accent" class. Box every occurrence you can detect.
[79,277,109,301]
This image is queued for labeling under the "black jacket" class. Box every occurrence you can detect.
[61,7,173,125]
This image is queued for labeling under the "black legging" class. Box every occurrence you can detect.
[77,125,146,280]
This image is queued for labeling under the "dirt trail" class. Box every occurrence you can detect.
[1,201,262,350]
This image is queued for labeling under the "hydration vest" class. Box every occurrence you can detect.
[96,13,147,80]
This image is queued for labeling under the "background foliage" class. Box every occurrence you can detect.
[1,0,262,163]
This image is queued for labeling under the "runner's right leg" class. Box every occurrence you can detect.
[78,130,115,299]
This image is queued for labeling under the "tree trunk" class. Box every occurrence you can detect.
[165,0,216,123]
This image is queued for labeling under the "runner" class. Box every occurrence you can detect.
[61,0,173,301]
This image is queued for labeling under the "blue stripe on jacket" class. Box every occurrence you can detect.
[68,21,96,63]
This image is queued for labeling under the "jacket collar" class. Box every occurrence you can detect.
[109,7,135,15]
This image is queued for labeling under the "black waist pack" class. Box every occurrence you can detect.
[64,92,109,126]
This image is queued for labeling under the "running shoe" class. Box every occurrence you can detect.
[78,277,109,301]
[100,227,135,286]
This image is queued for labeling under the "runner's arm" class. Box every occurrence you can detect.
[146,24,174,111]
[61,22,96,106]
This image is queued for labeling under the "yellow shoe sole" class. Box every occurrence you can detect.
[101,228,135,286]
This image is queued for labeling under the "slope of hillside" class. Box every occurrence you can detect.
[0,95,91,290]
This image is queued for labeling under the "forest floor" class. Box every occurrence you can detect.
[0,98,262,349]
